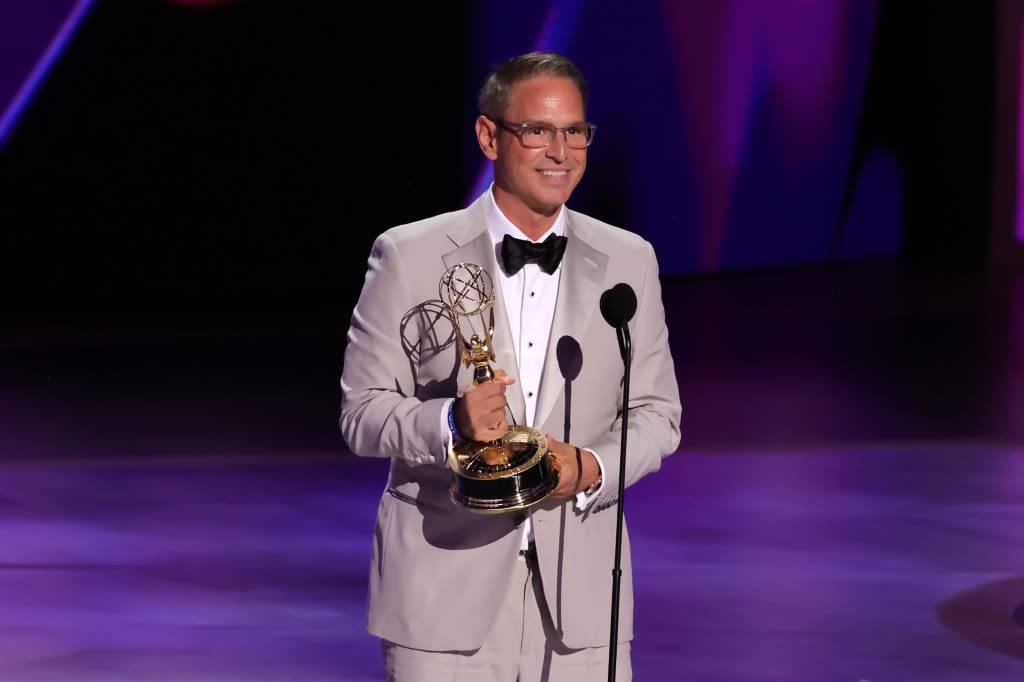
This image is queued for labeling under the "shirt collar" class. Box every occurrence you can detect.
[484,184,566,247]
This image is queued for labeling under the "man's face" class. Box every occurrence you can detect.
[482,75,588,225]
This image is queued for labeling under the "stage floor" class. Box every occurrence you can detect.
[2,260,1023,680]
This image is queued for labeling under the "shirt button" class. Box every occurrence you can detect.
[530,291,536,297]
[527,391,534,398]
[527,341,533,348]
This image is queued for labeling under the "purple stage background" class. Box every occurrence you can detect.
[2,3,1024,678]
[0,0,1007,313]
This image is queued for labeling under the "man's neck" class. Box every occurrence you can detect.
[492,189,561,242]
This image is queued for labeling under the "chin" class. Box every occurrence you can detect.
[535,185,575,208]
[530,199,568,217]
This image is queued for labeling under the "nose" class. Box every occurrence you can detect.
[546,134,569,162]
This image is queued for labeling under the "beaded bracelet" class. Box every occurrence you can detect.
[447,400,465,442]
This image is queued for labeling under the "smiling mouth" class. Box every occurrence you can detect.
[541,170,568,177]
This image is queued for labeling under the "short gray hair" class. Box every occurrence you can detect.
[477,51,589,120]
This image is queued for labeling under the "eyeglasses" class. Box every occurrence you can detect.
[492,118,597,149]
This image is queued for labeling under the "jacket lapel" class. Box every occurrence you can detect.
[533,218,608,429]
[441,206,527,424]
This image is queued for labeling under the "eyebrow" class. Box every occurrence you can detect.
[519,120,591,126]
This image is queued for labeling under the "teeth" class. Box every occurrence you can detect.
[542,170,567,177]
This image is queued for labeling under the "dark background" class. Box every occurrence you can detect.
[0,1,1018,461]
[0,1,1008,320]
[2,1,474,325]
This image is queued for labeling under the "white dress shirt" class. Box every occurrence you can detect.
[443,186,605,548]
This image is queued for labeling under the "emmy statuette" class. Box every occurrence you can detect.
[438,262,559,513]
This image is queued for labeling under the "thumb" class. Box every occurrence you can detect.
[492,368,516,384]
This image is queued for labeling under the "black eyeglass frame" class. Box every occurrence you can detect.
[489,117,598,149]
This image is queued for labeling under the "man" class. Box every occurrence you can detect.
[339,51,681,681]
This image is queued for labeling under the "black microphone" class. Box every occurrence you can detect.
[601,282,635,364]
[600,282,637,328]
[600,282,635,682]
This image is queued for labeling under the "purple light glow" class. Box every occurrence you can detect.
[661,0,877,271]
[1017,13,1024,242]
[0,0,96,150]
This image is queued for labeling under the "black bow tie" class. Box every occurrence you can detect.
[501,233,568,275]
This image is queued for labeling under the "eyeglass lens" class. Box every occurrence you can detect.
[520,123,593,149]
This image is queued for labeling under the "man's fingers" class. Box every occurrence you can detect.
[491,368,516,384]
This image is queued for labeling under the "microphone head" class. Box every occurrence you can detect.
[600,282,637,327]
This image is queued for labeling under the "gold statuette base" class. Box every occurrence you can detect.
[448,425,559,513]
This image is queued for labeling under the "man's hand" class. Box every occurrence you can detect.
[544,436,601,500]
[453,368,515,441]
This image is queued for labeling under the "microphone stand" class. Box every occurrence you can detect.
[607,322,630,682]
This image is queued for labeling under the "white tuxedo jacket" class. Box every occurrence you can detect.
[339,193,682,651]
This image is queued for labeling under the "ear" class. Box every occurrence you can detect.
[475,115,499,160]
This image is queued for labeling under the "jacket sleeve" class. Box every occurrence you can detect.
[585,241,682,508]
[338,231,450,466]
